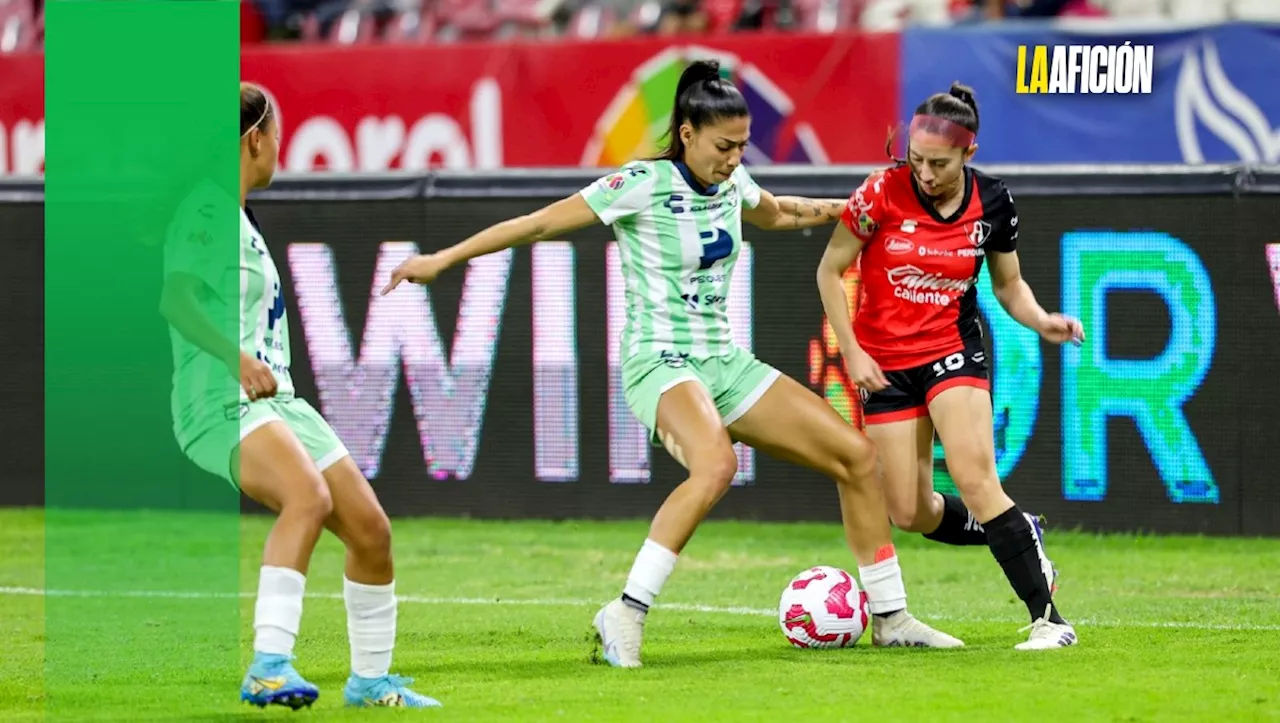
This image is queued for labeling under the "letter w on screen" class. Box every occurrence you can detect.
[288,242,512,480]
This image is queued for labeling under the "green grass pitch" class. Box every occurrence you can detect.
[1,508,1277,721]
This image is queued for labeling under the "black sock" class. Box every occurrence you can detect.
[620,593,650,614]
[922,494,988,546]
[984,506,1066,624]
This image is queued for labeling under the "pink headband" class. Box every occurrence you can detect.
[908,114,976,148]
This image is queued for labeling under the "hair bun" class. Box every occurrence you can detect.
[676,60,723,101]
[687,60,721,83]
[948,82,977,108]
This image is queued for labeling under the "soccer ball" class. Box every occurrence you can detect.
[778,566,869,649]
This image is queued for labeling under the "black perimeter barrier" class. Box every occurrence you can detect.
[4,165,1279,536]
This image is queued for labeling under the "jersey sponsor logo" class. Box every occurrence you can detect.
[917,245,982,258]
[606,173,625,190]
[885,237,914,255]
[660,350,690,368]
[665,193,732,216]
[681,292,728,309]
[968,220,992,248]
[886,264,975,306]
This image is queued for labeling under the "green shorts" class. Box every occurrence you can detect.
[622,346,781,445]
[181,396,349,485]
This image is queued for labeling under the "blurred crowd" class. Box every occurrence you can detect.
[236,0,1280,42]
[0,0,1277,51]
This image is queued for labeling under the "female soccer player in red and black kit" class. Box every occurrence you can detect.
[817,83,1082,650]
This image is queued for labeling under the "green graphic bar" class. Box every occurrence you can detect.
[44,2,241,717]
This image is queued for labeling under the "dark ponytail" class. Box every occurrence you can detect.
[652,60,749,161]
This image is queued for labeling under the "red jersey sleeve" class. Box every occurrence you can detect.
[839,171,890,241]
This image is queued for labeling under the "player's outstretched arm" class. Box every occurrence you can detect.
[382,194,599,294]
[743,189,845,230]
[987,250,1084,346]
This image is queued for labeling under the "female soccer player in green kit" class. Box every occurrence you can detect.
[160,83,439,709]
[384,61,964,668]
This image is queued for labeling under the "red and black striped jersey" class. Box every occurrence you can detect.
[838,164,1018,371]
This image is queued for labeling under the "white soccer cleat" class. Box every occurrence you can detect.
[1025,512,1059,595]
[1016,607,1078,651]
[871,610,965,649]
[592,598,645,668]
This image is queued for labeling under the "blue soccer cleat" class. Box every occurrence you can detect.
[343,673,442,709]
[240,652,320,710]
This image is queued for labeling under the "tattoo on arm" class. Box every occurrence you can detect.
[777,197,842,227]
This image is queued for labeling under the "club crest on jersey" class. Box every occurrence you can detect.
[968,220,992,247]
[885,237,915,255]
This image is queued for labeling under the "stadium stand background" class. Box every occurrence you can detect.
[1,0,1279,50]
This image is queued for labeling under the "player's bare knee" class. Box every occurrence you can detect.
[290,479,334,523]
[887,498,927,532]
[830,433,877,489]
[949,459,999,505]
[347,506,392,561]
[689,448,738,497]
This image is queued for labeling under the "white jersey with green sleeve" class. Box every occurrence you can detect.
[580,160,762,359]
[164,183,294,441]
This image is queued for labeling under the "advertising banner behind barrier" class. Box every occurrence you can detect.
[7,23,1280,173]
[4,168,1280,535]
[0,33,899,177]
[902,23,1280,164]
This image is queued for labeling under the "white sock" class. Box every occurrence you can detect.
[621,538,678,609]
[345,577,397,679]
[858,556,908,615]
[254,565,306,656]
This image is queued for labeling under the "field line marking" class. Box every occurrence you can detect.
[2,586,1277,632]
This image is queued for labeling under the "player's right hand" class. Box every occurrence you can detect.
[382,253,449,295]
[845,350,890,393]
[237,352,278,401]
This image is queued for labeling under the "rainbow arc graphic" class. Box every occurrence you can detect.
[582,46,828,167]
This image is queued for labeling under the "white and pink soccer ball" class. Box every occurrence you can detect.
[778,566,870,649]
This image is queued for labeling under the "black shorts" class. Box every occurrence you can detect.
[862,339,990,424]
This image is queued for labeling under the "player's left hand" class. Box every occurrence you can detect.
[1038,313,1085,346]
